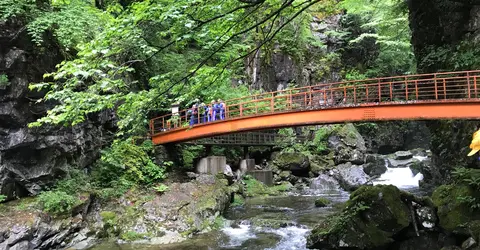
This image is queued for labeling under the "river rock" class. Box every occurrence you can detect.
[310,174,341,191]
[307,185,415,249]
[387,158,417,168]
[393,232,443,250]
[363,154,387,176]
[395,151,413,160]
[416,206,437,229]
[461,237,477,250]
[272,152,310,176]
[330,162,369,191]
[328,124,366,165]
[432,184,480,232]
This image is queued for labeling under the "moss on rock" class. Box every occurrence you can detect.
[431,184,480,231]
[307,185,411,249]
[314,197,331,207]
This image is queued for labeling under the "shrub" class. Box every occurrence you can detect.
[153,184,169,194]
[0,195,6,203]
[93,140,166,187]
[38,190,78,214]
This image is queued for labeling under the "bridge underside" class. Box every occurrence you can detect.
[152,102,480,145]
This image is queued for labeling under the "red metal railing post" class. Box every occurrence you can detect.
[475,76,478,98]
[378,81,381,102]
[443,79,447,99]
[330,89,333,106]
[344,87,347,103]
[415,80,418,100]
[289,90,292,110]
[389,82,393,101]
[308,87,312,107]
[240,103,243,116]
[434,74,438,100]
[162,117,165,130]
[405,80,409,101]
[353,86,357,104]
[304,92,307,108]
[270,97,274,112]
[366,86,369,102]
[467,72,471,98]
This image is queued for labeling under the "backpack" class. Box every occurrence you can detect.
[214,103,221,112]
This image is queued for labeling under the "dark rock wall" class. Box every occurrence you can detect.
[407,0,480,186]
[0,20,115,199]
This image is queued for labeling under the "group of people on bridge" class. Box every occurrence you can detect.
[188,99,226,126]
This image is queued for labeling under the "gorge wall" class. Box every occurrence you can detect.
[0,20,114,200]
[408,0,480,187]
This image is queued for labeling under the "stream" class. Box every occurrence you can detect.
[89,165,424,250]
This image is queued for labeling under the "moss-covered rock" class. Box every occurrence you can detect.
[244,177,288,197]
[273,152,310,176]
[431,184,480,232]
[307,185,411,249]
[327,123,366,165]
[363,154,387,176]
[309,153,335,174]
[314,197,331,207]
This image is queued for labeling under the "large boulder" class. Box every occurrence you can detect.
[328,124,366,165]
[307,185,412,249]
[272,152,310,176]
[432,184,480,232]
[330,162,369,191]
[310,174,341,191]
[363,154,387,176]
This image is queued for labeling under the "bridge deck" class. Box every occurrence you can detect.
[151,70,480,144]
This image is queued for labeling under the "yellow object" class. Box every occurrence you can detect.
[468,129,480,156]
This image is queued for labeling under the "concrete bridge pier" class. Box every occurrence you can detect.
[196,156,226,174]
[249,170,273,186]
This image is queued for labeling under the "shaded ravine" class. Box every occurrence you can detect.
[88,188,349,250]
[89,156,427,250]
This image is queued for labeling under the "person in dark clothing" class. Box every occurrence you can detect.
[189,104,198,126]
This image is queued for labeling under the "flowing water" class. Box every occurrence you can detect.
[90,157,428,250]
[89,188,350,250]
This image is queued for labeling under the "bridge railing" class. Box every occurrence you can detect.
[150,70,480,135]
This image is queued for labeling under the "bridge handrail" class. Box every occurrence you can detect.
[150,70,480,136]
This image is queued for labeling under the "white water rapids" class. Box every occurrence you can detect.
[372,157,426,189]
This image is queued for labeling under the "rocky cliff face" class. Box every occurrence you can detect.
[407,0,480,187]
[0,20,115,199]
[407,0,480,72]
[244,13,377,91]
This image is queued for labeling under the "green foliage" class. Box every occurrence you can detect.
[182,145,204,169]
[38,190,78,214]
[419,42,480,72]
[0,0,37,21]
[153,184,169,194]
[120,231,148,241]
[94,140,166,189]
[452,167,480,210]
[27,0,335,138]
[0,195,6,203]
[312,127,332,153]
[340,0,415,77]
[0,74,9,87]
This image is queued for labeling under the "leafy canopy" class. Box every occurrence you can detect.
[27,0,333,137]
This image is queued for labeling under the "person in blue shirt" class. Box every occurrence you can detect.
[189,104,198,126]
[218,99,226,120]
